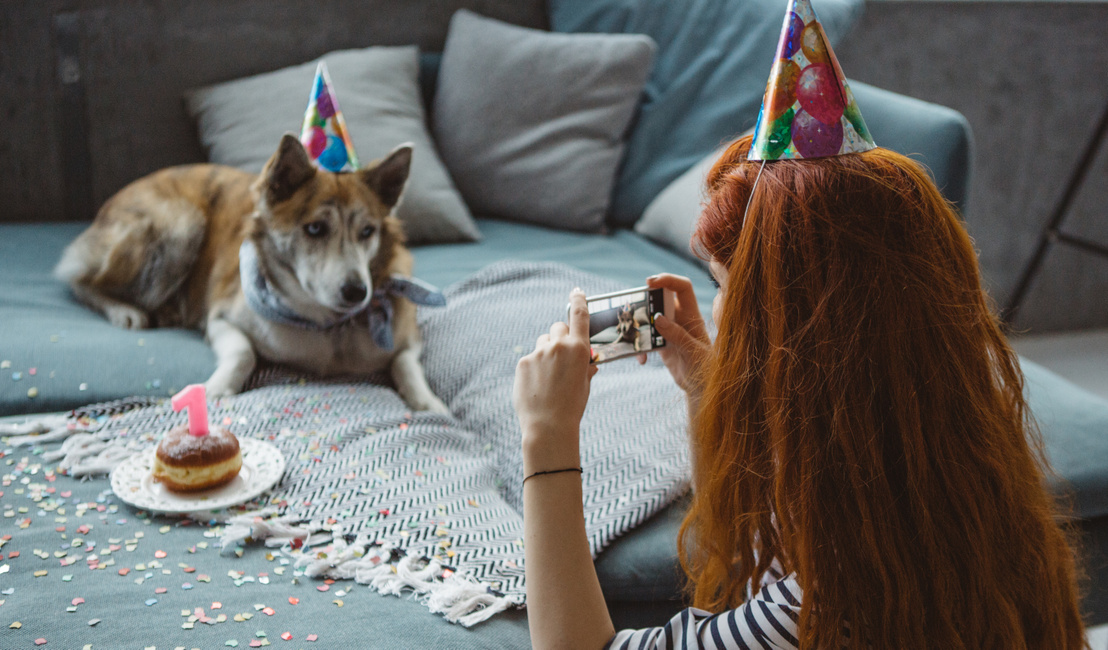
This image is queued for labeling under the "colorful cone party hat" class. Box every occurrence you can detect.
[300,61,360,172]
[749,0,875,161]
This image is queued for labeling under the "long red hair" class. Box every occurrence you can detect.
[679,135,1086,649]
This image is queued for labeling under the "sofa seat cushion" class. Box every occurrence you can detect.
[0,219,715,417]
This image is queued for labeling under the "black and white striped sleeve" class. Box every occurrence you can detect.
[604,576,802,650]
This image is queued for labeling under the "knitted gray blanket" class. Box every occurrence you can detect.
[13,261,691,625]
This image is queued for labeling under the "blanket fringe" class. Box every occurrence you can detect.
[230,518,518,626]
[221,512,313,555]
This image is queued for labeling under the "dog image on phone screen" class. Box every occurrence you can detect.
[614,305,643,352]
[55,134,448,413]
[584,288,672,363]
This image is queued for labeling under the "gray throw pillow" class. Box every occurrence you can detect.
[432,10,656,232]
[185,46,481,245]
[634,131,751,263]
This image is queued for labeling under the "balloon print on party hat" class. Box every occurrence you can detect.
[749,0,876,161]
[300,61,360,172]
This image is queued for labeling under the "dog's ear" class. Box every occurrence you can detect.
[262,134,316,203]
[359,143,413,210]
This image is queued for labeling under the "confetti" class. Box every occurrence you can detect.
[306,634,318,641]
[88,619,100,626]
[9,621,21,629]
[154,550,167,558]
[226,642,239,648]
[145,598,158,606]
[155,587,167,594]
[332,599,343,607]
[35,638,47,645]
[281,632,293,641]
[71,597,85,606]
[212,601,223,609]
[27,387,39,399]
[288,597,299,605]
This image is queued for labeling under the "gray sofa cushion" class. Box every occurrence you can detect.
[185,46,481,245]
[433,10,656,232]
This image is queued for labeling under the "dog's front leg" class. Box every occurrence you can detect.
[391,342,449,414]
[204,317,257,398]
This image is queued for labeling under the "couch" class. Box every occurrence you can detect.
[3,0,1108,646]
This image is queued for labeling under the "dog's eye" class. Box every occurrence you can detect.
[359,225,377,240]
[304,221,329,238]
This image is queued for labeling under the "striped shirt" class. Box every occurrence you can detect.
[605,571,802,650]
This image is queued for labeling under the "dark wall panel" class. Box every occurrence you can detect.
[0,0,547,223]
[838,1,1108,332]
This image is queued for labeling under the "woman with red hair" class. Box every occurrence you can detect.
[512,135,1087,649]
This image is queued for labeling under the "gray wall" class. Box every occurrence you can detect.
[0,0,547,225]
[837,0,1108,332]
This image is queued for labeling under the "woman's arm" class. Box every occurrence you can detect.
[514,290,615,649]
[522,457,615,649]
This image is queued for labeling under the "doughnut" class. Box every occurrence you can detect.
[152,424,242,492]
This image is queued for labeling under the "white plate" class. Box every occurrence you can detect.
[111,437,286,514]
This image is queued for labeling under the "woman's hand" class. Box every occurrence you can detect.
[638,274,712,393]
[513,288,598,474]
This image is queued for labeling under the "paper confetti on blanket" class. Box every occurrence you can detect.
[12,262,690,625]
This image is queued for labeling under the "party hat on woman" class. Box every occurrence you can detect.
[299,61,361,172]
[749,0,876,161]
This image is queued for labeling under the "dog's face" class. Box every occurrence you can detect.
[249,134,411,322]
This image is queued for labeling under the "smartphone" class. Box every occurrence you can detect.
[574,286,675,364]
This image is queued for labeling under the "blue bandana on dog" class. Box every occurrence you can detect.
[239,239,445,351]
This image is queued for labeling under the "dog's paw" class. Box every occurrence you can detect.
[409,394,450,415]
[203,379,241,399]
[106,305,149,330]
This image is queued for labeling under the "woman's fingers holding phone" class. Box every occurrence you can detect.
[654,313,710,393]
[646,274,709,342]
[549,321,569,338]
[568,288,590,343]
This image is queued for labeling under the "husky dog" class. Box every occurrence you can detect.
[615,305,642,352]
[55,134,448,413]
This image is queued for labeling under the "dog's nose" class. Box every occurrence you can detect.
[341,281,368,305]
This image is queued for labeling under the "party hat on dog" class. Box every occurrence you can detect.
[300,61,360,172]
[749,0,875,161]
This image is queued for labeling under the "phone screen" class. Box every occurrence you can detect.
[586,288,667,363]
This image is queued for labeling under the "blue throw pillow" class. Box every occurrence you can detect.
[549,0,865,228]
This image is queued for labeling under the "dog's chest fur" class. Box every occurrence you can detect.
[230,299,398,376]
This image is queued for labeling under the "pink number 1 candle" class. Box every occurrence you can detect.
[171,384,209,437]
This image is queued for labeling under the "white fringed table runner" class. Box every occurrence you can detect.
[8,262,690,625]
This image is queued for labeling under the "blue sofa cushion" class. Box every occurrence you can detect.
[549,0,865,227]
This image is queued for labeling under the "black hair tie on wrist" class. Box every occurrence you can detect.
[523,467,583,484]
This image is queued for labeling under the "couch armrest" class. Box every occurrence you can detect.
[850,81,974,214]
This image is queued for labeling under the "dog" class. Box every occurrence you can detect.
[55,134,449,413]
[615,305,643,352]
